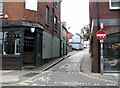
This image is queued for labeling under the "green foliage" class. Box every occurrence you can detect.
[81,25,90,41]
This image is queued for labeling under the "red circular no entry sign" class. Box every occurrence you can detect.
[96,30,106,40]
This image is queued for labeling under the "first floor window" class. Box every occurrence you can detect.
[54,0,58,7]
[46,6,50,25]
[109,0,120,9]
[54,16,58,32]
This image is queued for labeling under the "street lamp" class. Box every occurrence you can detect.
[30,27,35,33]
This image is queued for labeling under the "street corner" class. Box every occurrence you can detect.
[1,75,19,84]
[0,70,14,74]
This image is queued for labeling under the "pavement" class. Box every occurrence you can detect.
[1,49,119,86]
[80,49,119,85]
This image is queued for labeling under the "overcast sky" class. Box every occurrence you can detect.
[61,0,89,35]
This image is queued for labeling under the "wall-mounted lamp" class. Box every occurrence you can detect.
[4,14,9,19]
[30,27,35,33]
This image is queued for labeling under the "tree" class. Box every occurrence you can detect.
[81,25,90,41]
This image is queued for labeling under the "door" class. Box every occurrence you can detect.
[23,30,35,66]
[24,38,35,65]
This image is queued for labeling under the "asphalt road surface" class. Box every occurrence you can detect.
[13,49,118,87]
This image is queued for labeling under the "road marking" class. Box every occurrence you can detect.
[19,83,29,85]
[79,72,118,84]
[25,80,34,83]
[94,83,100,86]
[32,84,37,86]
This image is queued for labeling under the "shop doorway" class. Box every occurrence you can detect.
[23,30,35,66]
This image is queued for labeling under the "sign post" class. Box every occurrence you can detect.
[96,29,106,74]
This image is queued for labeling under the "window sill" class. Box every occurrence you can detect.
[55,5,58,9]
[2,54,21,57]
[109,7,120,10]
[54,29,58,33]
[46,23,50,27]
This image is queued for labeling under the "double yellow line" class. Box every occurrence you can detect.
[79,71,118,84]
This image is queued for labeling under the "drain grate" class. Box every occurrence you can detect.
[23,72,39,77]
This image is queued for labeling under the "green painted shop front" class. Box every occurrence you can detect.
[1,23,43,70]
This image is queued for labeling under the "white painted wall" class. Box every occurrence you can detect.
[72,34,81,43]
[25,0,38,11]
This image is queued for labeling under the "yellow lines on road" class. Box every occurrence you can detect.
[79,72,118,84]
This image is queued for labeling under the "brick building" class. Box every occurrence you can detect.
[89,0,120,73]
[61,24,68,56]
[67,32,73,53]
[0,0,61,69]
[61,22,73,56]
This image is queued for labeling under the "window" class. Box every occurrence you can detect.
[15,39,20,55]
[0,0,3,18]
[54,0,57,7]
[46,6,50,25]
[109,0,120,9]
[103,33,120,71]
[0,32,3,55]
[54,16,58,32]
[0,2,3,13]
[25,0,38,11]
[3,32,21,55]
[0,40,2,55]
[0,32,3,39]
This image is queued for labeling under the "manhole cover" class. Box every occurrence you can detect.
[23,72,39,77]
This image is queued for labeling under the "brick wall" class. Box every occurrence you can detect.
[67,32,73,53]
[3,2,24,21]
[38,2,61,38]
[67,45,72,53]
[3,2,61,38]
[62,26,68,40]
[67,32,73,40]
[91,27,100,73]
[89,2,120,19]
[89,1,120,73]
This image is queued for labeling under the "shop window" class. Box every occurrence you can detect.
[15,39,20,55]
[0,32,3,39]
[3,32,21,55]
[0,40,2,55]
[103,42,120,71]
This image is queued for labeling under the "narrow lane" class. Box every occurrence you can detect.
[16,49,118,86]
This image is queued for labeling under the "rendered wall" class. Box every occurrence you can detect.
[42,31,60,59]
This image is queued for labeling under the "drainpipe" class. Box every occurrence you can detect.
[59,0,62,57]
[96,2,101,73]
[51,0,55,59]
